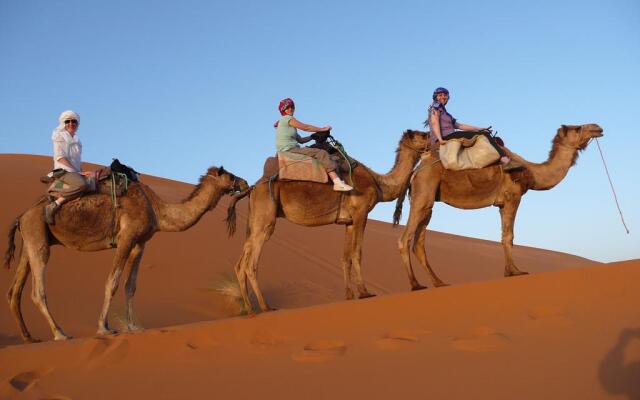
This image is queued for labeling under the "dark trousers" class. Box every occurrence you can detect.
[445,131,506,157]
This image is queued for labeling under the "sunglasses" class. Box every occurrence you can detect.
[64,120,78,125]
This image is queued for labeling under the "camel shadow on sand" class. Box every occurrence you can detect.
[599,327,640,400]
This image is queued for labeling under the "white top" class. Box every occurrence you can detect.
[52,128,82,172]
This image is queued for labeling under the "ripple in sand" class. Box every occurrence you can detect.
[291,339,347,363]
[451,326,511,353]
[375,329,430,351]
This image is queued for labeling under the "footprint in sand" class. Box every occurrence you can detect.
[291,340,347,363]
[6,368,52,392]
[527,305,568,321]
[185,336,222,350]
[250,331,287,351]
[451,326,511,353]
[84,337,130,367]
[375,329,430,351]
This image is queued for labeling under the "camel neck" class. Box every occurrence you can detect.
[147,177,225,232]
[366,143,422,202]
[525,141,578,191]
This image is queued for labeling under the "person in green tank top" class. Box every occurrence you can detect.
[275,98,352,191]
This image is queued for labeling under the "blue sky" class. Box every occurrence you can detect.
[1,0,638,262]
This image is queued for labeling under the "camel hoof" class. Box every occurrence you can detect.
[505,270,529,277]
[434,282,450,288]
[23,336,41,344]
[358,292,376,299]
[345,289,355,300]
[54,334,72,341]
[411,284,428,291]
[125,324,144,333]
[96,328,119,336]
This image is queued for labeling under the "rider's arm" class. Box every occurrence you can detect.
[455,122,491,132]
[429,109,445,144]
[56,157,77,171]
[290,117,331,133]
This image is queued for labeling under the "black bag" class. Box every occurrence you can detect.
[110,159,139,182]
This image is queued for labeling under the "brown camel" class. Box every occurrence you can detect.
[226,130,430,314]
[394,124,603,289]
[4,166,247,342]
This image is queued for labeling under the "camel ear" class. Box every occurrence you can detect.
[560,125,568,136]
[217,166,225,176]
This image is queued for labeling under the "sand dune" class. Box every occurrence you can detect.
[0,154,636,399]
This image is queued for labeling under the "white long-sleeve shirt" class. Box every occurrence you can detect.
[52,128,82,172]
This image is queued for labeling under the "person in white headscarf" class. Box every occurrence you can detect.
[45,110,90,224]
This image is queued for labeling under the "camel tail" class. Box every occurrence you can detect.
[4,218,20,269]
[393,178,412,226]
[226,186,253,237]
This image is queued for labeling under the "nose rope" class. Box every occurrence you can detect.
[595,137,630,234]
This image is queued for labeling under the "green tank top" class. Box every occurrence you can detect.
[275,115,299,152]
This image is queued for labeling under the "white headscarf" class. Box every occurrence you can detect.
[51,110,82,172]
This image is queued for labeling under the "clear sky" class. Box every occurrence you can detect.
[1,0,638,262]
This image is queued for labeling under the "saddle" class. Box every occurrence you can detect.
[40,159,138,198]
[260,133,358,184]
[438,135,501,171]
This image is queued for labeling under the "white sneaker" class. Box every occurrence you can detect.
[333,180,353,192]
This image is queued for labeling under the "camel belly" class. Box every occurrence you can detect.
[438,167,502,209]
[48,195,119,251]
[278,182,340,226]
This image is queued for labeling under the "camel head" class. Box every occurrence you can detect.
[205,166,249,195]
[555,123,604,151]
[399,130,430,156]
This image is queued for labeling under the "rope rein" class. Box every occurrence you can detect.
[109,172,130,247]
[595,138,630,234]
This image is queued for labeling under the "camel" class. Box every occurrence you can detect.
[226,130,430,314]
[394,124,603,289]
[4,166,248,342]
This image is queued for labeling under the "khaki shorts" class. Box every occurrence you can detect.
[48,171,90,199]
[287,147,337,172]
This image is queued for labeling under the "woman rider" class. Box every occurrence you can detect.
[44,110,90,224]
[275,98,353,191]
[427,87,521,170]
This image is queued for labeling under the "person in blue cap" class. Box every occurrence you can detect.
[426,87,520,170]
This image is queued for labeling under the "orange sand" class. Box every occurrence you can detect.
[0,154,637,399]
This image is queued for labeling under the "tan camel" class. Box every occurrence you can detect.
[394,124,603,289]
[4,166,247,342]
[226,130,430,314]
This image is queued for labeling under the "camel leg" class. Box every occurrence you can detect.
[397,176,443,290]
[499,198,528,277]
[234,249,253,315]
[97,239,135,335]
[245,224,275,312]
[412,213,448,287]
[341,224,355,300]
[350,218,375,299]
[7,252,37,343]
[26,243,70,341]
[123,243,145,332]
[236,193,277,314]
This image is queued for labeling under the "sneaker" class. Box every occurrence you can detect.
[44,202,59,225]
[333,180,353,192]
